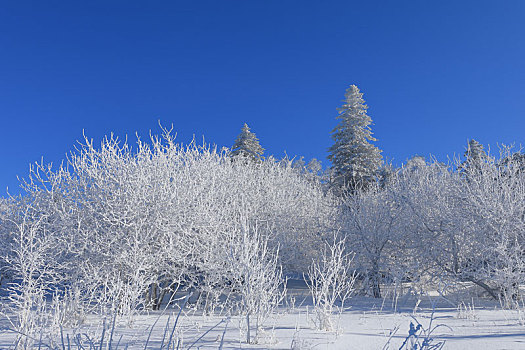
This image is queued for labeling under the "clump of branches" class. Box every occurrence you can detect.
[305,234,357,331]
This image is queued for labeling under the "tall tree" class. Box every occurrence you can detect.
[231,123,265,161]
[328,85,382,192]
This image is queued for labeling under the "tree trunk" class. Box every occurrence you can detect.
[246,313,251,344]
[370,263,382,298]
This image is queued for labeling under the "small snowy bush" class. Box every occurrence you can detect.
[305,235,356,331]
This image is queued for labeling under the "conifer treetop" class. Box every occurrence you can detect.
[459,139,488,176]
[231,123,265,160]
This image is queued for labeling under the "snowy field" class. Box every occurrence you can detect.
[1,283,524,349]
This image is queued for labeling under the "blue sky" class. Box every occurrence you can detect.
[1,1,524,196]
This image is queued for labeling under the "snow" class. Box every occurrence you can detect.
[2,285,524,349]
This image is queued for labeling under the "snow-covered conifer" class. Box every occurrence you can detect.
[231,123,264,160]
[459,139,488,178]
[328,85,382,192]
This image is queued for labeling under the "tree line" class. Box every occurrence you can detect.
[0,85,524,345]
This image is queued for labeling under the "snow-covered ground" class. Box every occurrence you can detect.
[2,285,524,349]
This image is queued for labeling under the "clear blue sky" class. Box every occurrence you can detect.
[1,1,524,196]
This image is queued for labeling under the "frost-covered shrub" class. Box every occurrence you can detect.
[305,235,356,331]
[0,197,67,348]
[225,219,285,344]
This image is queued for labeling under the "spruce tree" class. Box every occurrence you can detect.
[459,139,488,179]
[231,123,264,161]
[328,85,382,191]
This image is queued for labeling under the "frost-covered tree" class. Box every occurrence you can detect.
[0,198,11,285]
[459,146,525,306]
[291,156,306,172]
[342,182,402,298]
[231,123,264,160]
[405,155,427,172]
[307,158,323,176]
[328,85,382,192]
[396,160,474,295]
[459,139,488,179]
[498,150,525,175]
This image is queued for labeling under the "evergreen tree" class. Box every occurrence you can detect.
[459,139,488,178]
[328,85,382,191]
[231,123,264,160]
